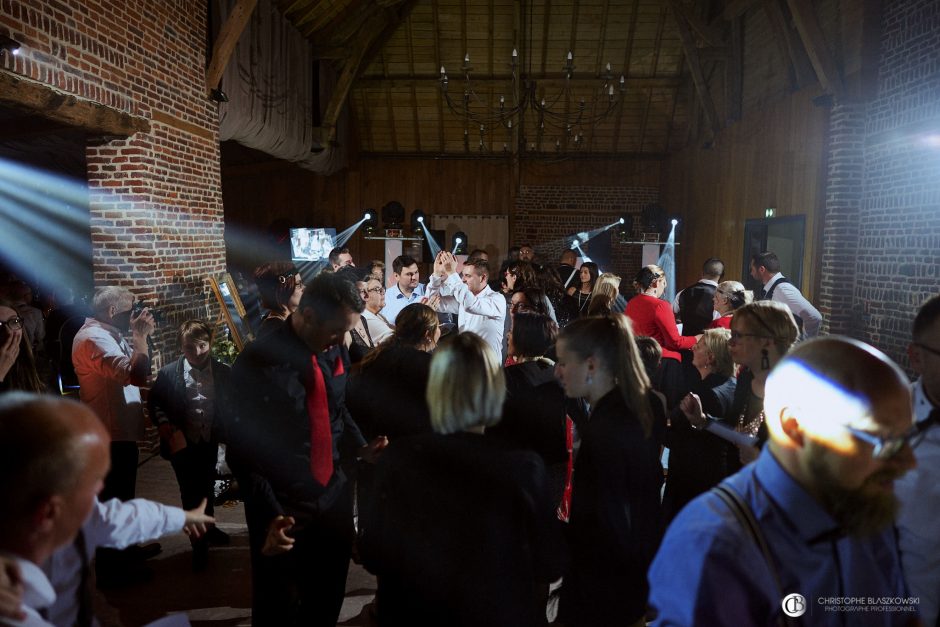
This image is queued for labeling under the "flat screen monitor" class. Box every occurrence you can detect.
[290,227,336,262]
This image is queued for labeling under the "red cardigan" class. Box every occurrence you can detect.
[709,315,732,330]
[625,294,697,361]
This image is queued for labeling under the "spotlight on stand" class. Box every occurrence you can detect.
[362,209,378,235]
[0,35,21,56]
[209,88,229,103]
[411,210,427,236]
[617,215,630,243]
[452,231,468,255]
[382,201,406,230]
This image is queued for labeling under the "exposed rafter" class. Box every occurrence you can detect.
[0,69,150,137]
[206,0,258,95]
[670,0,721,138]
[786,0,845,97]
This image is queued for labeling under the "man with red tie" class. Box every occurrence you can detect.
[229,273,387,627]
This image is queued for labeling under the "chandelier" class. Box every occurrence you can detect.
[439,49,626,153]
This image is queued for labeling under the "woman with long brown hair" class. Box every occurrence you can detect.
[0,299,43,393]
[252,262,304,337]
[555,315,663,627]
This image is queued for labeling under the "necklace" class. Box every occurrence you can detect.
[577,290,590,311]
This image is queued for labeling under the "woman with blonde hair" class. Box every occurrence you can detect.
[360,332,565,626]
[555,315,663,627]
[662,328,737,521]
[680,300,799,468]
[708,280,752,329]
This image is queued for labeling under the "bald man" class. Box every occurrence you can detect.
[0,393,110,626]
[649,337,919,626]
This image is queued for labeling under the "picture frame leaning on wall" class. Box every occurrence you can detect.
[208,272,254,351]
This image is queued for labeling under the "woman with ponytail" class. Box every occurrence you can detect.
[625,265,697,409]
[708,280,752,329]
[555,315,664,627]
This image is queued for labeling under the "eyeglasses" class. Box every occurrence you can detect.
[846,425,918,460]
[0,316,24,331]
[914,342,940,358]
[510,302,529,311]
[729,330,768,342]
[367,287,386,295]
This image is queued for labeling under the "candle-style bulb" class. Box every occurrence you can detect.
[464,53,470,63]
[606,62,611,72]
[567,51,573,61]
[512,48,518,58]
[440,65,446,75]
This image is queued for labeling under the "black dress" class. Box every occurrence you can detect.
[662,372,736,522]
[360,432,567,627]
[560,390,664,627]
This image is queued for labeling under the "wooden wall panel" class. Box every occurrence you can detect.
[660,87,828,297]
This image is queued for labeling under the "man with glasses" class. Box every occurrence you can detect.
[896,295,940,626]
[360,278,394,345]
[650,336,918,625]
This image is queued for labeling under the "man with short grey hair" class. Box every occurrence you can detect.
[72,286,154,505]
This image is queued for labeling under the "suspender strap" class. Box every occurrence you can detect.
[712,483,796,627]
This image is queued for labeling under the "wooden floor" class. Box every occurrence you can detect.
[95,454,377,627]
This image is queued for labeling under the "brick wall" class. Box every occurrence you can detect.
[2,0,226,361]
[847,0,940,367]
[514,185,660,281]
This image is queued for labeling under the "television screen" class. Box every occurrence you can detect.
[290,227,336,261]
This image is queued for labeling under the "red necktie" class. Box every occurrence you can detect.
[306,356,333,486]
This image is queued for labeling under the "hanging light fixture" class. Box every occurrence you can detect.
[439,4,626,156]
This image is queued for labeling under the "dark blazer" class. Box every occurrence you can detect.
[663,372,737,518]
[561,390,664,627]
[345,344,433,441]
[360,432,566,627]
[148,356,233,451]
[677,280,718,336]
[227,320,366,524]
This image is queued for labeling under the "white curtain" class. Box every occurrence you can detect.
[431,214,509,260]
[213,0,347,174]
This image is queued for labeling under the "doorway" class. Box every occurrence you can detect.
[742,216,806,293]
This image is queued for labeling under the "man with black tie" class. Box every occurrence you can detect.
[896,295,940,627]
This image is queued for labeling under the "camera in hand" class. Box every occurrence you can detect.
[133,301,165,324]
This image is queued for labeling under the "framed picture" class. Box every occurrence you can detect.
[208,272,254,350]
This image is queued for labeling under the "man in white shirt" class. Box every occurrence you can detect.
[381,255,425,324]
[361,278,394,345]
[427,252,506,357]
[72,286,155,504]
[0,393,111,626]
[896,295,940,627]
[749,251,823,337]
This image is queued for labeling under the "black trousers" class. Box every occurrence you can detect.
[100,441,139,502]
[245,484,354,627]
[170,440,217,517]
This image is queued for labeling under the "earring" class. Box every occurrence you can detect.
[585,374,594,386]
[760,348,770,370]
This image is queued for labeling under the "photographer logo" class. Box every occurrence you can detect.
[782,593,807,618]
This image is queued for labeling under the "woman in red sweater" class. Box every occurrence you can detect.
[708,280,751,329]
[625,265,697,408]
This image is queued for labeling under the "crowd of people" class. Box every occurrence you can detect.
[0,243,936,627]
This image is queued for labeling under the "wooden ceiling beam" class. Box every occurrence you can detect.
[311,46,350,59]
[612,0,640,152]
[313,0,417,144]
[726,15,743,121]
[786,0,844,97]
[431,0,445,151]
[673,1,725,47]
[670,0,721,138]
[0,69,150,137]
[355,76,683,88]
[722,0,759,20]
[763,0,815,90]
[206,0,258,94]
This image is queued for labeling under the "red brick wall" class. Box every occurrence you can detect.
[514,185,660,281]
[817,0,940,367]
[2,0,226,358]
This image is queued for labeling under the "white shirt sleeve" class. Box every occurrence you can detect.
[83,497,187,551]
[427,274,459,314]
[440,273,505,319]
[773,282,823,337]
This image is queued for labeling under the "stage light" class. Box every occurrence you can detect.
[671,219,678,226]
[209,88,229,103]
[362,209,378,234]
[0,35,21,56]
[382,201,406,229]
[452,231,468,255]
[617,215,630,239]
[411,210,427,235]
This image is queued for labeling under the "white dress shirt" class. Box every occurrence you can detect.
[1,555,55,627]
[71,318,145,441]
[427,273,506,357]
[895,378,940,627]
[44,497,186,627]
[761,273,823,337]
[362,309,394,345]
[380,283,426,324]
